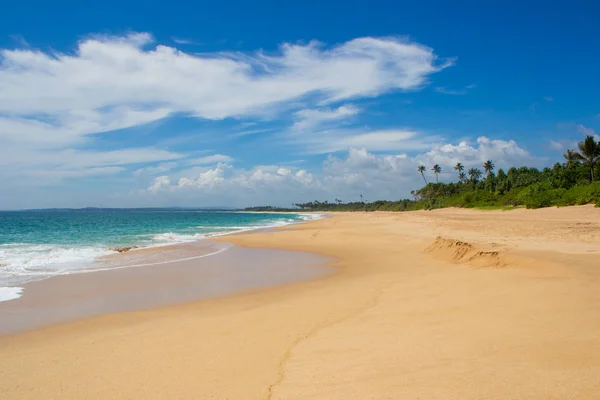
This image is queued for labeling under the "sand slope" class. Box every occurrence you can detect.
[1,206,600,399]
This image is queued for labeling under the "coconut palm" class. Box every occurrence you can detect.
[417,165,428,184]
[563,149,579,168]
[432,164,442,183]
[573,136,600,182]
[468,168,482,184]
[458,172,467,183]
[483,160,495,176]
[454,162,464,181]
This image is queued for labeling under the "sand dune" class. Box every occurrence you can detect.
[1,206,600,399]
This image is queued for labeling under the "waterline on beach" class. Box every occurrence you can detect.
[0,211,323,294]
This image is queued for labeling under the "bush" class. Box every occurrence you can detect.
[524,188,566,209]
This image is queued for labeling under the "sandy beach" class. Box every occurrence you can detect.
[1,206,600,399]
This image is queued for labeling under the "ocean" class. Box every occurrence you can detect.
[0,210,320,301]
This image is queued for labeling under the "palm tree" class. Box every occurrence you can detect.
[563,149,579,168]
[458,172,467,183]
[454,162,464,181]
[483,160,495,176]
[468,168,482,184]
[573,136,600,182]
[432,164,442,183]
[418,165,428,184]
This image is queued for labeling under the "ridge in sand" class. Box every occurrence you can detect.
[426,236,508,268]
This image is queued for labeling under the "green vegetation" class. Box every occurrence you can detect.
[245,136,600,212]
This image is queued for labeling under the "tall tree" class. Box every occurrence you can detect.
[418,165,428,184]
[454,162,464,182]
[432,164,442,183]
[458,172,467,183]
[563,149,579,168]
[468,168,482,184]
[573,136,600,182]
[483,160,495,176]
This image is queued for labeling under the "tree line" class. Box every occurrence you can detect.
[245,135,600,212]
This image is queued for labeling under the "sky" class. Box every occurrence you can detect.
[1,0,599,209]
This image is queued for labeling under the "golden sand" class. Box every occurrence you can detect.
[1,206,600,399]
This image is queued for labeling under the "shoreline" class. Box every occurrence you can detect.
[0,211,325,302]
[1,206,600,399]
[0,241,333,335]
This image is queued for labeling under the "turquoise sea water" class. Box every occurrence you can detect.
[0,210,319,299]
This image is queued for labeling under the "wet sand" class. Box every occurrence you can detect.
[0,241,332,334]
[1,206,600,399]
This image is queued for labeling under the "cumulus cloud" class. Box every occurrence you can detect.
[144,136,545,205]
[420,136,544,171]
[148,176,172,193]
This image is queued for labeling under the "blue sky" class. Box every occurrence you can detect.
[1,0,599,209]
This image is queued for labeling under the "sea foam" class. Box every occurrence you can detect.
[0,212,324,287]
[0,286,24,302]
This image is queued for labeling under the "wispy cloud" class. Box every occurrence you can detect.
[171,37,202,45]
[291,105,361,132]
[435,84,476,95]
[577,124,595,136]
[544,96,553,102]
[185,154,234,165]
[548,140,565,151]
[230,128,275,138]
[577,124,600,141]
[9,34,29,47]
[0,32,452,191]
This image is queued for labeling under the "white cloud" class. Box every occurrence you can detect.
[435,84,476,95]
[421,136,543,170]
[9,34,29,47]
[549,140,565,151]
[186,154,234,165]
[293,128,439,154]
[0,33,451,188]
[292,105,360,131]
[577,124,594,136]
[143,136,546,205]
[576,124,600,142]
[544,96,553,102]
[24,166,127,180]
[0,147,184,186]
[0,147,184,170]
[134,162,178,177]
[1,33,449,135]
[171,37,201,45]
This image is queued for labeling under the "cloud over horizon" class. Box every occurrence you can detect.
[141,136,544,207]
